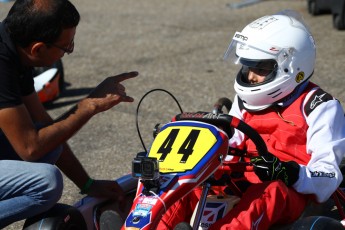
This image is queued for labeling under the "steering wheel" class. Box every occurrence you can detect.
[173,112,269,157]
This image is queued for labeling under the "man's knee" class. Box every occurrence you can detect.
[35,164,64,206]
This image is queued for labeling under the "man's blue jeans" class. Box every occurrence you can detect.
[0,131,63,228]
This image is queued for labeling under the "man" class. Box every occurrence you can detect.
[0,0,138,228]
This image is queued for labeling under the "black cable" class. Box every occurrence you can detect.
[136,89,183,153]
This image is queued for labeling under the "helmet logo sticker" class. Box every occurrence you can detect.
[249,16,278,30]
[269,47,280,52]
[239,44,249,51]
[234,33,248,41]
[295,72,304,83]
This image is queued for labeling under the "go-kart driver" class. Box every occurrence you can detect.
[158,10,345,229]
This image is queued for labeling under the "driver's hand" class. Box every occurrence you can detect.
[250,155,300,186]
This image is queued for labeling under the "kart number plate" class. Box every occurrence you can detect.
[149,125,217,173]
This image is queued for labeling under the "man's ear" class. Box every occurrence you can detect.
[30,42,46,57]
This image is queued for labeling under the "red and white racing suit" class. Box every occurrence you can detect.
[158,82,345,230]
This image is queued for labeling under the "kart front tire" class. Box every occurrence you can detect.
[99,210,123,230]
[23,203,87,230]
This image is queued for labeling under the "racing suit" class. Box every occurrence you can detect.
[158,82,345,230]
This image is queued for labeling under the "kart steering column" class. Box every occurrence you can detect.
[192,182,211,230]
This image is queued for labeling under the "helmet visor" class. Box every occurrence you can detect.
[238,59,278,86]
[224,31,290,87]
[224,31,292,65]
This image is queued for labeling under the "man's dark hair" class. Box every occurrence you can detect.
[3,0,80,48]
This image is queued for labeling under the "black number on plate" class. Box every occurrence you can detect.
[157,128,200,163]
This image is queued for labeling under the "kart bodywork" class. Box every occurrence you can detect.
[23,98,345,230]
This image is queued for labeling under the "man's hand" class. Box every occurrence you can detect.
[88,71,138,100]
[250,155,300,186]
[78,71,138,116]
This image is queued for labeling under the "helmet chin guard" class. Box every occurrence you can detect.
[224,10,316,111]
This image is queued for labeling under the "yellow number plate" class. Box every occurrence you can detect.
[148,125,217,173]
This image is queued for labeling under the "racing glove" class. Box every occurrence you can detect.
[250,155,300,187]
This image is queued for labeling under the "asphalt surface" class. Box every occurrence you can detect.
[1,0,345,229]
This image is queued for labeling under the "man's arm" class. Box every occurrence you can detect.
[0,72,138,161]
[20,91,90,187]
[0,96,92,161]
[55,143,89,189]
[0,72,137,199]
[55,143,124,199]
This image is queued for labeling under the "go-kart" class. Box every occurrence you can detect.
[33,59,65,104]
[22,90,345,230]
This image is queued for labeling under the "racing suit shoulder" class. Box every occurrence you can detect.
[303,84,335,117]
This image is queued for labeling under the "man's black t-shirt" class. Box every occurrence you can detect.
[0,22,35,109]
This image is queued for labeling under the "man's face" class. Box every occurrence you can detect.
[39,27,76,66]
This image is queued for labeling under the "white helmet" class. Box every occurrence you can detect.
[224,10,316,111]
